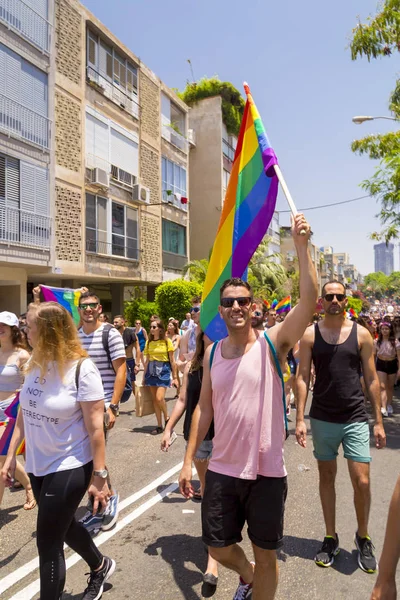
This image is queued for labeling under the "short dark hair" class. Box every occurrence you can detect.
[79,290,101,304]
[253,297,268,315]
[191,295,202,305]
[220,278,252,300]
[321,280,346,297]
[113,315,124,321]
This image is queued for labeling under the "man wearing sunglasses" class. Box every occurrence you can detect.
[180,213,317,600]
[296,280,386,574]
[251,299,268,331]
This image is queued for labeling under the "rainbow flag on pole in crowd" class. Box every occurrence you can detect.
[271,299,278,309]
[40,285,81,326]
[200,83,279,341]
[276,296,291,314]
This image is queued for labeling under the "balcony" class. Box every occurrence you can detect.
[86,238,139,261]
[0,206,51,248]
[162,189,188,212]
[86,66,139,120]
[0,93,50,149]
[0,0,51,54]
[162,251,187,270]
[161,122,188,153]
[222,138,235,162]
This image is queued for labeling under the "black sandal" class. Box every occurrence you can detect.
[151,426,163,435]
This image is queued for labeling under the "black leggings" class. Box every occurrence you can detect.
[29,461,103,600]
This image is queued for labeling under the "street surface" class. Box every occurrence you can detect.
[0,381,399,600]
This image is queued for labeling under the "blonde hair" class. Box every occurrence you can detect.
[27,302,87,380]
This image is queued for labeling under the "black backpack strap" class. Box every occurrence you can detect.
[75,357,86,391]
[102,324,113,369]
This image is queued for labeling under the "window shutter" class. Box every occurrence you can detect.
[34,166,49,215]
[0,156,5,204]
[6,157,20,210]
[86,113,109,164]
[20,161,35,212]
[24,0,48,19]
[110,128,138,175]
[4,45,20,104]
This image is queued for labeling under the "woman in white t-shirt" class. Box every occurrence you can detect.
[1,302,116,600]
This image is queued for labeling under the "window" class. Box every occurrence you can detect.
[162,219,187,256]
[161,93,187,151]
[222,169,230,197]
[86,194,139,260]
[161,157,187,205]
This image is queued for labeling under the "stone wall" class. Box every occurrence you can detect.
[55,185,82,262]
[55,0,82,86]
[140,143,160,204]
[141,213,161,280]
[55,92,81,172]
[140,74,160,144]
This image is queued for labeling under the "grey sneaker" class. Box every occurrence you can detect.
[102,492,119,531]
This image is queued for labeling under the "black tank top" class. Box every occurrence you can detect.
[183,367,214,441]
[310,322,368,424]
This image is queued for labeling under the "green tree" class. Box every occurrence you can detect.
[364,271,389,299]
[182,258,209,285]
[248,238,288,296]
[350,0,400,241]
[347,297,363,313]
[155,280,202,325]
[124,297,158,330]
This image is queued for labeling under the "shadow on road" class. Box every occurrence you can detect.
[63,583,112,599]
[279,535,358,575]
[145,534,206,600]
[0,503,24,527]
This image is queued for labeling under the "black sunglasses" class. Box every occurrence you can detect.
[190,306,200,313]
[79,302,99,310]
[323,294,346,302]
[253,310,263,317]
[150,325,158,329]
[221,297,252,308]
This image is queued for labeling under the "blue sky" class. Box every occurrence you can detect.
[83,0,398,274]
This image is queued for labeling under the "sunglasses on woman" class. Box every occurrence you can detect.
[190,307,200,313]
[323,294,346,302]
[220,297,252,308]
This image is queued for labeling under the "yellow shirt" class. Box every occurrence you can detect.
[144,338,174,362]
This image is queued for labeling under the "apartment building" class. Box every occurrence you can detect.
[281,226,322,294]
[0,0,190,314]
[188,95,237,260]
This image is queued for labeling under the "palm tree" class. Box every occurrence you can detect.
[248,238,287,295]
[182,258,209,284]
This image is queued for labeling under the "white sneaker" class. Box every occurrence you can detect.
[381,407,388,417]
[387,405,394,416]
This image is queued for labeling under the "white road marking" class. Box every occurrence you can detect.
[0,461,185,597]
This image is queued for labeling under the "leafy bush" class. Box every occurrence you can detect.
[124,298,158,331]
[155,280,202,325]
[347,297,363,314]
[179,77,245,136]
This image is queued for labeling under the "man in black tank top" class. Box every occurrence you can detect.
[296,280,386,575]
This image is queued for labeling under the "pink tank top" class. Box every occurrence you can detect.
[209,335,287,480]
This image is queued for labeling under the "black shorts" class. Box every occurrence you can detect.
[202,470,288,551]
[376,358,398,375]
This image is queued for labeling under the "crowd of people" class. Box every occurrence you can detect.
[0,213,399,600]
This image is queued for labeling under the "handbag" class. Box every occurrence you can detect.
[135,385,155,417]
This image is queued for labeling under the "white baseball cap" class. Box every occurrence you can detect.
[0,311,19,327]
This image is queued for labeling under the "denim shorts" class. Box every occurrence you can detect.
[310,418,371,463]
[186,439,213,461]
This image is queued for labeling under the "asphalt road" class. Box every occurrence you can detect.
[1,383,399,600]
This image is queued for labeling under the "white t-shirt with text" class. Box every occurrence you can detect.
[20,359,104,477]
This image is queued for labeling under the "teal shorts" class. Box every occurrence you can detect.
[310,418,371,463]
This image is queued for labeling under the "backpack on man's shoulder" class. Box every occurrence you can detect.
[102,324,132,403]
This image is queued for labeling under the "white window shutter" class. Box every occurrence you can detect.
[110,128,138,175]
[34,166,49,215]
[6,157,19,209]
[4,45,20,104]
[20,161,35,212]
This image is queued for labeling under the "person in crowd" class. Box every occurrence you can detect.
[166,320,181,398]
[178,296,204,371]
[77,291,126,532]
[1,302,115,600]
[99,314,110,324]
[162,331,219,593]
[113,315,141,395]
[179,214,317,600]
[373,321,400,417]
[265,308,277,329]
[251,298,268,332]
[181,312,195,331]
[370,475,400,600]
[0,311,34,510]
[133,319,148,359]
[143,319,179,435]
[296,280,386,573]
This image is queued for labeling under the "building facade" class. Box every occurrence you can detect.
[280,226,321,293]
[374,242,394,276]
[0,0,190,315]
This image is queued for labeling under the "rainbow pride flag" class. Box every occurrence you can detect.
[276,296,291,314]
[348,308,358,318]
[0,394,25,456]
[271,299,278,309]
[41,285,81,325]
[201,84,279,341]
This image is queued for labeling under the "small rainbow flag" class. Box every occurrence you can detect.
[41,285,81,326]
[271,299,278,309]
[276,296,291,314]
[348,308,358,318]
[200,83,279,341]
[0,394,25,456]
[263,299,270,309]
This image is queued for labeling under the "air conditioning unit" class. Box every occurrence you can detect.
[111,165,136,188]
[132,184,150,204]
[188,128,196,146]
[91,168,109,188]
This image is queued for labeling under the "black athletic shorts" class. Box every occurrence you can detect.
[376,358,398,375]
[202,470,288,551]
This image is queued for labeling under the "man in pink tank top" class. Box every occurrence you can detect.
[179,214,318,600]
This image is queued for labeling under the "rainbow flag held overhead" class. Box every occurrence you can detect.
[40,285,81,326]
[200,83,279,341]
[271,299,278,309]
[263,299,270,309]
[276,296,291,314]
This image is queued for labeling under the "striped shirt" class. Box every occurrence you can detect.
[78,325,126,403]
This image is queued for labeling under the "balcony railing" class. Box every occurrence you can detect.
[0,0,51,54]
[86,66,139,120]
[162,251,187,270]
[86,238,139,261]
[222,138,235,162]
[0,205,51,248]
[162,189,188,212]
[0,93,50,149]
[161,122,188,153]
